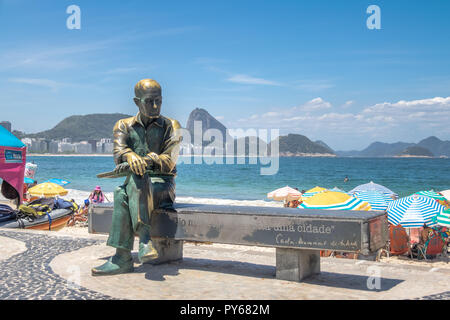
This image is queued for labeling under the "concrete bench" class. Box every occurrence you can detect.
[89,203,388,282]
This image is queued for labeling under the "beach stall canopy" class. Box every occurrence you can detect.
[0,125,26,202]
[301,186,328,198]
[267,186,302,201]
[387,195,444,228]
[349,181,397,197]
[300,191,371,211]
[353,190,393,211]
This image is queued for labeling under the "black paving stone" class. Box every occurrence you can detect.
[0,230,115,300]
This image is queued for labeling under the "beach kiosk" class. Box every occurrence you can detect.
[0,125,26,204]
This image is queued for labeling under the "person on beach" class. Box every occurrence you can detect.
[91,79,181,276]
[89,186,109,203]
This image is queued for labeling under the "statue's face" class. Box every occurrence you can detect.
[134,89,162,118]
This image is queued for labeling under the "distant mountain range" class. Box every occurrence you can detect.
[13,110,450,157]
[335,136,450,158]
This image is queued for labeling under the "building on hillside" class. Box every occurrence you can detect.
[74,141,92,154]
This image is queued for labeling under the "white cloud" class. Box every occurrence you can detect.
[298,97,332,112]
[227,74,282,86]
[8,78,64,91]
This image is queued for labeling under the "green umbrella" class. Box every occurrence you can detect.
[436,207,450,228]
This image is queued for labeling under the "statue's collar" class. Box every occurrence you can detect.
[133,113,164,128]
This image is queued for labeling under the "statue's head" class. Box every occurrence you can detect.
[133,79,162,119]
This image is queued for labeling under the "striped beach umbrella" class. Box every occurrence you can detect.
[436,208,450,228]
[411,190,448,207]
[440,190,450,201]
[353,191,393,211]
[330,186,346,193]
[267,186,302,201]
[300,191,371,211]
[387,195,445,228]
[301,186,328,198]
[349,181,397,198]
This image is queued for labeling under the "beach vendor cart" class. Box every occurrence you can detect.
[0,125,26,205]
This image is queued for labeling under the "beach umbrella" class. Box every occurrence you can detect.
[353,190,393,211]
[411,190,448,207]
[301,186,328,198]
[440,190,450,201]
[43,178,71,186]
[330,186,346,193]
[387,195,445,228]
[300,191,371,211]
[28,182,68,197]
[436,207,450,228]
[349,181,397,198]
[267,186,302,201]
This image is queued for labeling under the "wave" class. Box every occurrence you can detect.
[64,189,281,208]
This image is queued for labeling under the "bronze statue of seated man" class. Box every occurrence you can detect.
[92,79,181,276]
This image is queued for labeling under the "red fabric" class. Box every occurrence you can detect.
[389,225,410,255]
[424,232,445,255]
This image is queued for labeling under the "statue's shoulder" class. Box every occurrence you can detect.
[160,116,181,130]
[113,116,135,131]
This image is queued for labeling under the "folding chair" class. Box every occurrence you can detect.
[417,229,448,261]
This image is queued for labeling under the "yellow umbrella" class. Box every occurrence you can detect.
[28,182,68,197]
[301,186,328,198]
[300,191,371,211]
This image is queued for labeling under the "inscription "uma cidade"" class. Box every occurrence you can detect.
[266,224,335,234]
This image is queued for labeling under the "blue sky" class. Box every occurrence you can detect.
[0,0,449,150]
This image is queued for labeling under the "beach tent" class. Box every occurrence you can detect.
[387,195,444,228]
[301,186,328,198]
[349,181,397,198]
[436,207,450,228]
[353,190,393,211]
[267,186,302,201]
[0,126,26,203]
[299,191,371,211]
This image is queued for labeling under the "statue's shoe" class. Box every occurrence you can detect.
[91,256,134,276]
[138,242,159,264]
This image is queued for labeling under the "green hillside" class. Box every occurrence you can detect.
[25,113,133,142]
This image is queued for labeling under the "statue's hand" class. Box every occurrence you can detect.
[125,152,147,176]
[113,162,129,174]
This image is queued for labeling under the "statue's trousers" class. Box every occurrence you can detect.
[106,173,175,251]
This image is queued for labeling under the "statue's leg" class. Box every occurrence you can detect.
[125,173,159,263]
[91,185,134,276]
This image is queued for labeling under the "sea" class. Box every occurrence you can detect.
[26,155,450,206]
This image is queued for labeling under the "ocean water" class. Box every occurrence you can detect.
[27,156,450,203]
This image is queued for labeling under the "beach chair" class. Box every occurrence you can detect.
[416,229,448,261]
[377,224,412,260]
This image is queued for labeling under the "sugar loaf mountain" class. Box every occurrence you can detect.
[15,109,450,157]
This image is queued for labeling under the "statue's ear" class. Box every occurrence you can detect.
[133,97,140,107]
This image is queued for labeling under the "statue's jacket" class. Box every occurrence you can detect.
[112,112,181,176]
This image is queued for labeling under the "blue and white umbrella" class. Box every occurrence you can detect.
[42,178,71,186]
[349,181,397,198]
[353,191,393,211]
[387,195,445,228]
